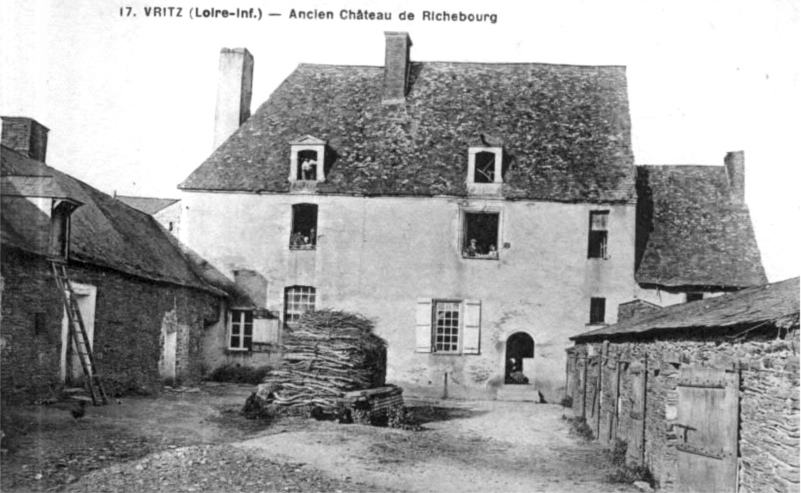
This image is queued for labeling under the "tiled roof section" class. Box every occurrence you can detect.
[635,165,766,288]
[181,62,635,202]
[116,196,179,215]
[1,146,221,295]
[572,277,800,342]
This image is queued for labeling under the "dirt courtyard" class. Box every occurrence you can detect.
[1,384,637,493]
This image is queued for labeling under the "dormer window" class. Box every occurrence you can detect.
[289,135,326,183]
[468,147,503,185]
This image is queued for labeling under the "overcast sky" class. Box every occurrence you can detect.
[1,0,799,282]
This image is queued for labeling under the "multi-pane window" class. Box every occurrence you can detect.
[290,204,317,249]
[229,310,253,350]
[588,211,609,259]
[284,286,316,325]
[463,212,500,259]
[433,301,460,353]
[590,297,606,324]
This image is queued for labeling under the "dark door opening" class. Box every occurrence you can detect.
[505,332,534,384]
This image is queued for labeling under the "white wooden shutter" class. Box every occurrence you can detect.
[463,300,481,354]
[252,318,272,344]
[415,299,433,353]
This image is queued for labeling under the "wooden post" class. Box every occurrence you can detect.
[581,356,588,419]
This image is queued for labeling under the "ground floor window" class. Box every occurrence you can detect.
[434,301,461,353]
[284,286,316,325]
[229,310,253,350]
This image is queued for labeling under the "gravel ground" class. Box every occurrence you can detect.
[64,444,380,493]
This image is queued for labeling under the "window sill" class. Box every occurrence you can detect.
[226,348,251,353]
[462,254,499,261]
[585,322,608,327]
[431,352,463,356]
[289,246,317,251]
[587,257,610,261]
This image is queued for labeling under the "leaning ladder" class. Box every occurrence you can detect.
[52,262,108,405]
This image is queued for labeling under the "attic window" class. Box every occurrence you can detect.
[468,147,503,185]
[462,212,499,260]
[289,135,326,183]
[686,292,704,303]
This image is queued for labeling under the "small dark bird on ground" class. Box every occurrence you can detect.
[70,400,87,421]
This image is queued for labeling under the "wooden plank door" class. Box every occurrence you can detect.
[627,357,647,464]
[675,365,740,493]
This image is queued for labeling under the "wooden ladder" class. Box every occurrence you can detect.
[52,262,108,405]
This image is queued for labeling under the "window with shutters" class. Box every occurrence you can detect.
[415,299,481,355]
[229,309,253,350]
[588,211,609,259]
[284,286,316,326]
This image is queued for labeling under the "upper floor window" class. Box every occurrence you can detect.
[588,211,609,259]
[229,309,253,350]
[467,147,503,185]
[589,297,606,324]
[290,203,317,249]
[462,212,499,260]
[284,286,316,326]
[289,135,326,183]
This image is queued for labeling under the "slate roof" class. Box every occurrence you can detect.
[572,277,800,342]
[181,62,636,202]
[115,195,179,215]
[1,145,223,295]
[635,165,767,289]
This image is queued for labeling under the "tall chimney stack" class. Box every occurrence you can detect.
[213,48,254,150]
[382,32,413,105]
[1,116,49,162]
[724,151,745,204]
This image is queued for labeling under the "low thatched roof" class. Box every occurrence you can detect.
[181,61,635,202]
[635,165,767,289]
[572,277,799,342]
[1,145,223,295]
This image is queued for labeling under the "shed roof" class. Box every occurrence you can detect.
[634,165,766,289]
[1,145,222,295]
[572,277,799,342]
[115,196,179,215]
[181,61,636,202]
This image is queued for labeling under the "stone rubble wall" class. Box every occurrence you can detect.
[569,329,800,492]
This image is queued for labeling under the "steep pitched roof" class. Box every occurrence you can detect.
[181,62,635,202]
[635,165,766,289]
[115,196,179,215]
[572,277,799,342]
[1,146,222,295]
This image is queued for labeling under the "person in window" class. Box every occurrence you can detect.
[290,231,303,248]
[464,238,479,257]
[301,159,316,180]
[487,244,498,258]
[309,228,316,247]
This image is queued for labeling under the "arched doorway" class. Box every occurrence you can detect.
[505,332,534,384]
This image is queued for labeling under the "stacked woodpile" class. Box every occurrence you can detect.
[260,309,387,412]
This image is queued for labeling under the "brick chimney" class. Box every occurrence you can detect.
[724,151,745,204]
[382,32,413,105]
[213,48,254,150]
[1,116,49,162]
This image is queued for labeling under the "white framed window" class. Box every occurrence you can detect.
[229,309,253,350]
[284,286,316,325]
[415,299,481,355]
[588,211,609,259]
[467,147,503,185]
[289,135,326,183]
